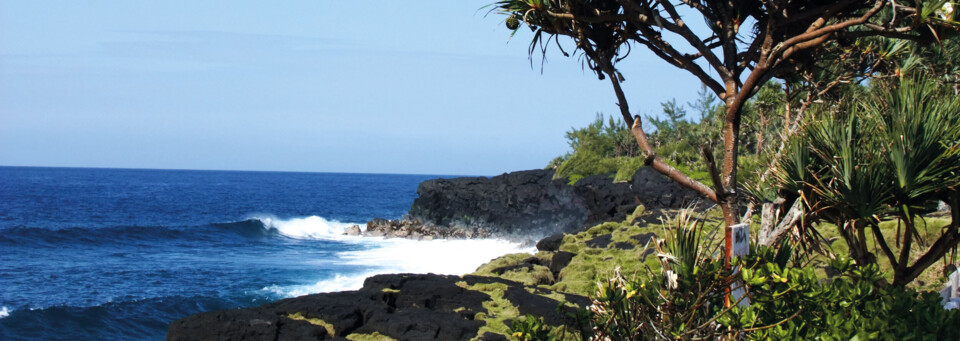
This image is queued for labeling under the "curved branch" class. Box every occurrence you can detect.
[649,0,730,79]
[543,11,629,24]
[773,0,886,62]
[604,68,718,202]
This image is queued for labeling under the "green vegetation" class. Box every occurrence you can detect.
[549,85,775,186]
[481,1,960,339]
[487,209,960,340]
[474,253,555,286]
[493,0,959,226]
[456,281,522,338]
[763,75,960,286]
[345,332,397,341]
[549,114,642,184]
[286,312,336,336]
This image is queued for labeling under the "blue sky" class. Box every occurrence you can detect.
[0,1,702,175]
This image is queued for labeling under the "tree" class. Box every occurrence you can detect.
[776,76,960,286]
[491,0,958,271]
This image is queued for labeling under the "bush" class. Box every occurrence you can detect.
[587,242,960,340]
[725,255,960,340]
[552,114,641,184]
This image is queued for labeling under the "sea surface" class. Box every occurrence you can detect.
[0,166,526,340]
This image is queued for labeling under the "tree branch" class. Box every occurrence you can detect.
[899,229,959,286]
[651,0,730,79]
[870,221,900,270]
[774,0,886,63]
[603,67,719,202]
[628,28,726,97]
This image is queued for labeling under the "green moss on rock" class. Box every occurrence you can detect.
[474,253,555,286]
[345,332,397,341]
[286,312,335,336]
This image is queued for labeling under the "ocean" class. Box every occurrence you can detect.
[0,166,527,340]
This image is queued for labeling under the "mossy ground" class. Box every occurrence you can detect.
[455,281,519,339]
[457,278,582,340]
[473,253,555,286]
[467,205,955,339]
[546,206,726,296]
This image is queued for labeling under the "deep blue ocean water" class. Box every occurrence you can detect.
[0,166,486,340]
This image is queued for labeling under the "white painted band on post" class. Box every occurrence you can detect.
[730,223,751,307]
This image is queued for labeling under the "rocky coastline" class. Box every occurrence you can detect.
[346,168,701,241]
[166,168,702,340]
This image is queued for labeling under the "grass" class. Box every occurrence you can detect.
[455,281,520,339]
[345,332,398,341]
[286,312,336,336]
[455,279,582,340]
[811,216,955,290]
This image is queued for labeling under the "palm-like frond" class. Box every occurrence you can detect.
[870,76,960,207]
[807,112,891,223]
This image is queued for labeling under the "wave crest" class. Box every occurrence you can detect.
[249,215,357,240]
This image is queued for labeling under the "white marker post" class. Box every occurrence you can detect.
[943,269,960,310]
[730,223,750,307]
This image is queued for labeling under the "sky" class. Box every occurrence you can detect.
[0,1,704,176]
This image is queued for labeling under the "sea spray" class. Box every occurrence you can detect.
[252,215,358,240]
[258,217,534,297]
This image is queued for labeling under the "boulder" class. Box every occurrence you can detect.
[344,225,361,236]
[550,251,576,276]
[536,233,565,252]
[366,218,389,231]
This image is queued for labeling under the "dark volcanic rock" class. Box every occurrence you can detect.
[550,251,576,276]
[536,233,565,252]
[167,274,587,341]
[408,169,582,237]
[631,232,657,246]
[585,234,613,248]
[406,168,701,237]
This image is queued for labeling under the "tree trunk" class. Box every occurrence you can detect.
[892,191,960,286]
[760,199,804,246]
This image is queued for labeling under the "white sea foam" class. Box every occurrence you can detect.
[338,237,533,275]
[252,215,359,240]
[258,216,533,298]
[0,306,9,319]
[262,273,376,297]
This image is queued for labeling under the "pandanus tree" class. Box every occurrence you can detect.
[782,76,960,286]
[491,0,958,268]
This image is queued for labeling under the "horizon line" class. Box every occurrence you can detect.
[0,164,487,178]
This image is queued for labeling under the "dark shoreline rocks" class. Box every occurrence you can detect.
[166,273,588,341]
[349,168,702,242]
[406,168,701,238]
[352,218,493,240]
